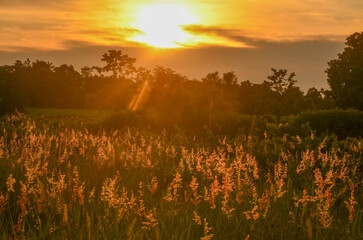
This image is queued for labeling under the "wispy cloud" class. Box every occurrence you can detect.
[183,24,347,48]
[0,0,361,51]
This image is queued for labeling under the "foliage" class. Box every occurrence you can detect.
[326,32,363,110]
[24,108,114,127]
[0,51,334,117]
[99,50,136,78]
[264,68,299,120]
[281,109,363,139]
[0,113,361,239]
[265,68,296,95]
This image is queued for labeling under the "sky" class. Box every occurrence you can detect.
[0,0,362,90]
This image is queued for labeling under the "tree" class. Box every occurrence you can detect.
[101,50,136,78]
[264,68,298,120]
[222,71,238,86]
[326,32,363,110]
[0,63,29,115]
[304,87,334,110]
[265,68,296,95]
[202,71,222,86]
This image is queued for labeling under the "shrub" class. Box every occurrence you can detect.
[281,109,363,139]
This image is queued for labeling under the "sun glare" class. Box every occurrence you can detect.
[131,4,197,48]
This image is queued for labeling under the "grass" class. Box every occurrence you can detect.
[24,107,115,126]
[0,112,362,239]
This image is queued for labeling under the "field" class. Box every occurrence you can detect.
[24,108,115,127]
[0,111,362,239]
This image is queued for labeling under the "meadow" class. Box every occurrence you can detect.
[0,111,362,239]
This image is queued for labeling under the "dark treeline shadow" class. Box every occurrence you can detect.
[1,32,362,137]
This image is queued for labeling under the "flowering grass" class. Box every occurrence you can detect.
[0,113,362,239]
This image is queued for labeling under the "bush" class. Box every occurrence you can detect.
[98,110,148,130]
[281,109,363,139]
[99,109,273,138]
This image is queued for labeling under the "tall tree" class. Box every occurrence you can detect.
[101,50,136,78]
[222,71,238,86]
[264,68,298,120]
[326,32,363,110]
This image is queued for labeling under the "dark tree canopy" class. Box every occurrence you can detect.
[265,68,296,95]
[264,68,298,120]
[0,47,338,118]
[100,50,136,78]
[326,32,363,110]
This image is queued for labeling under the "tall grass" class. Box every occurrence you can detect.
[0,113,361,239]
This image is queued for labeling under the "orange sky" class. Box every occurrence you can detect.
[1,0,362,50]
[0,0,362,89]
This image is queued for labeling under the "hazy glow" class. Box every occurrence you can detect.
[131,4,197,48]
[0,0,362,51]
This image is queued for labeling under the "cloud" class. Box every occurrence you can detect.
[183,24,346,49]
[183,25,260,47]
[0,0,72,7]
[77,28,140,36]
[61,40,96,49]
[0,20,58,31]
[0,45,40,53]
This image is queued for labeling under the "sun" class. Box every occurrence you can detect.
[131,4,197,48]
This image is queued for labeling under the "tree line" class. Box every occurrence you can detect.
[1,32,362,118]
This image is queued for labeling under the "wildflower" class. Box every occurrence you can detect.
[189,177,202,205]
[314,168,324,197]
[221,199,235,218]
[138,181,144,197]
[0,192,8,215]
[201,218,213,240]
[273,161,288,200]
[209,177,220,209]
[258,189,270,218]
[101,176,120,208]
[6,174,16,193]
[136,198,146,217]
[295,189,316,208]
[72,167,85,205]
[203,186,210,202]
[345,185,357,223]
[313,168,335,229]
[147,177,158,193]
[164,172,182,202]
[55,172,66,193]
[318,202,332,229]
[15,216,23,234]
[244,205,259,220]
[88,187,95,203]
[142,208,158,230]
[338,164,348,182]
[193,211,202,225]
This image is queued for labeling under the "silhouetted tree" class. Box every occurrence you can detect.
[265,68,296,94]
[222,71,238,86]
[53,64,84,108]
[238,81,275,115]
[265,68,298,120]
[202,71,222,86]
[100,50,136,78]
[326,32,363,110]
[0,62,30,115]
[304,87,335,110]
